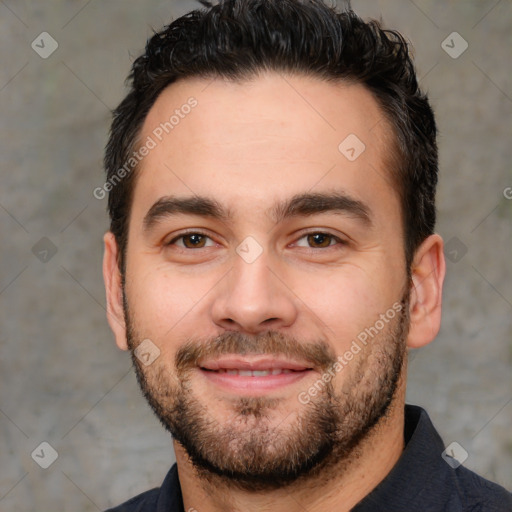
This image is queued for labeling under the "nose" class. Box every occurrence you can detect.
[210,247,298,334]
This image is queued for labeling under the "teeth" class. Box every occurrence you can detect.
[215,368,297,376]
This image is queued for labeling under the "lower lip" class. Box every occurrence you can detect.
[199,368,312,394]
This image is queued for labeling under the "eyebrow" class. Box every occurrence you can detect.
[142,191,372,232]
[143,195,232,232]
[271,191,372,226]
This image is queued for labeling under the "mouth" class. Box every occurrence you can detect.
[204,368,301,376]
[198,356,315,394]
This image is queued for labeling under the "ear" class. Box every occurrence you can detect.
[406,233,446,349]
[103,231,129,351]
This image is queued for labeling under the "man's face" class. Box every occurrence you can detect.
[120,73,410,488]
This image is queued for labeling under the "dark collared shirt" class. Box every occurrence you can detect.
[105,404,512,511]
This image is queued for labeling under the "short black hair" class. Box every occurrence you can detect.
[104,0,437,273]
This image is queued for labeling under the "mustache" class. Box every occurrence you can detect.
[175,330,337,374]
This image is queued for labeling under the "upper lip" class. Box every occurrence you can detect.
[199,356,313,371]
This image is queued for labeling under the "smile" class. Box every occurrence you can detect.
[203,368,300,376]
[198,357,314,394]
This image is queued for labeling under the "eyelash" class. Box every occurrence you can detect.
[166,230,346,250]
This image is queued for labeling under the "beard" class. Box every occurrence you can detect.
[124,290,410,491]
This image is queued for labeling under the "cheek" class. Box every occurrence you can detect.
[125,265,216,337]
[291,265,401,349]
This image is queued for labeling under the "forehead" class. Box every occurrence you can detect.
[131,72,398,225]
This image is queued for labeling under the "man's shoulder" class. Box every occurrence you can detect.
[453,464,512,511]
[405,404,512,511]
[354,405,512,511]
[104,487,160,512]
[104,463,183,512]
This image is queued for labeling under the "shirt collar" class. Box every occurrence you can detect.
[351,404,459,510]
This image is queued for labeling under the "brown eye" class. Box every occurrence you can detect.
[306,233,335,248]
[168,233,214,249]
[182,234,207,248]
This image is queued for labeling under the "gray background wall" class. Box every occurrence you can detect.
[0,0,510,510]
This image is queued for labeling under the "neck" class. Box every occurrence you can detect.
[175,369,407,512]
